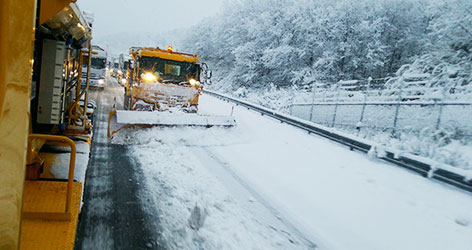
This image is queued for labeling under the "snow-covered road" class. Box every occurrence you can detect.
[91,78,472,250]
[198,96,472,250]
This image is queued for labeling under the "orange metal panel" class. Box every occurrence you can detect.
[140,49,200,63]
[0,0,37,249]
[20,181,82,250]
[0,1,8,117]
[39,0,72,24]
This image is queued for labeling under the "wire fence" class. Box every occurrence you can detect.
[289,77,472,137]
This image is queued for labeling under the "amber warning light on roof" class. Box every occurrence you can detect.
[167,46,173,52]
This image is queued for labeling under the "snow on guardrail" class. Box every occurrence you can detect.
[204,90,472,193]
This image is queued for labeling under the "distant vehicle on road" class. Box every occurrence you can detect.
[117,53,131,85]
[82,45,107,90]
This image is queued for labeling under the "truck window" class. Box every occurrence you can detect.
[165,64,181,76]
[91,58,106,69]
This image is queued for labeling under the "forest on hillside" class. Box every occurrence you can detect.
[183,0,472,93]
[181,0,472,170]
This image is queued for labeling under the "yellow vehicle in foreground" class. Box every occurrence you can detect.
[108,47,235,138]
[1,1,94,249]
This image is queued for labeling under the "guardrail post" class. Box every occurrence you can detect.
[331,82,340,127]
[435,88,446,130]
[357,77,372,135]
[309,84,316,122]
[393,76,404,131]
[359,77,372,124]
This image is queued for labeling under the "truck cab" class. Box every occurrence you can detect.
[82,45,107,89]
[124,46,205,112]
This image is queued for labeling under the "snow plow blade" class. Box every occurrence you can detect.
[108,110,236,138]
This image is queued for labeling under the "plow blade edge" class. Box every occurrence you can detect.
[108,110,236,138]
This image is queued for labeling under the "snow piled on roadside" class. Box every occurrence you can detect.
[218,85,472,172]
[116,126,306,250]
[199,94,472,250]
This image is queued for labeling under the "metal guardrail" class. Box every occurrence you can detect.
[293,101,472,106]
[289,101,472,133]
[205,90,472,193]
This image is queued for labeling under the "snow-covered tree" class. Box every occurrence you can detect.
[183,0,470,96]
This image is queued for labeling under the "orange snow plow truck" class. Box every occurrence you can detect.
[108,47,235,138]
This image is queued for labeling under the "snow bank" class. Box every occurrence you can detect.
[198,95,472,250]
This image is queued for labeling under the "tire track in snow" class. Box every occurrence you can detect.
[191,146,321,250]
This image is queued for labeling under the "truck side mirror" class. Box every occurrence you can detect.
[204,70,212,85]
[201,62,208,72]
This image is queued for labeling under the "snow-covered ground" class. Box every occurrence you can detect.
[45,140,91,183]
[219,84,472,171]
[113,93,472,250]
[290,100,472,171]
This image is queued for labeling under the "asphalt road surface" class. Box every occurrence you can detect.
[75,79,163,250]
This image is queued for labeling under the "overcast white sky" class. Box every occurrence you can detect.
[77,0,224,55]
[77,0,224,38]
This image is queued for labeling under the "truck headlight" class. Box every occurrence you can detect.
[143,72,157,82]
[189,79,197,86]
[121,78,127,84]
[99,79,104,85]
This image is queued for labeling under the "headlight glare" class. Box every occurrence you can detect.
[144,72,157,82]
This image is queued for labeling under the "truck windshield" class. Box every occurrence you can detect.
[91,58,106,69]
[140,56,199,83]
